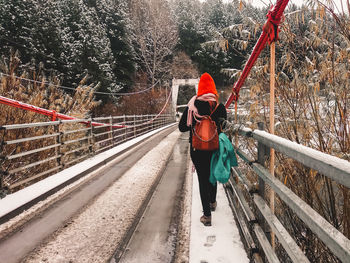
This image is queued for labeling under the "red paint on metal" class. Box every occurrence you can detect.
[0,88,172,129]
[0,96,125,128]
[225,0,290,109]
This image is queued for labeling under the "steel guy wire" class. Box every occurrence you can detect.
[0,72,161,96]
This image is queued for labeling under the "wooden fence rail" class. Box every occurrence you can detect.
[225,123,350,263]
[0,114,175,196]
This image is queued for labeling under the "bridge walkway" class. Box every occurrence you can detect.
[0,127,248,263]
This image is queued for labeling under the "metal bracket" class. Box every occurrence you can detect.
[0,187,8,199]
[248,219,259,234]
[249,187,259,195]
[249,160,255,166]
[249,219,259,226]
[246,130,253,137]
[249,247,260,257]
[0,170,9,176]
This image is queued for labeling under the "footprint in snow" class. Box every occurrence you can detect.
[217,256,231,263]
[204,235,216,247]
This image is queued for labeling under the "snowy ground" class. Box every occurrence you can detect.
[24,130,181,263]
[0,124,175,240]
[1,125,250,263]
[189,170,249,263]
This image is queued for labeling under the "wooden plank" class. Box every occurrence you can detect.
[254,194,310,263]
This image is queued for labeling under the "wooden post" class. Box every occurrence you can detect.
[257,122,266,199]
[134,115,136,138]
[54,120,63,170]
[124,115,127,142]
[89,118,94,155]
[0,130,7,197]
[0,171,4,197]
[0,150,5,197]
[109,116,114,147]
[270,41,276,249]
[257,122,271,241]
[234,100,238,148]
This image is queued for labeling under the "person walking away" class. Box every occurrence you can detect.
[178,73,227,226]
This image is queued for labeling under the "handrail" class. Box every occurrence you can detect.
[224,124,350,263]
[252,162,350,262]
[0,114,175,196]
[251,129,350,188]
[253,194,310,263]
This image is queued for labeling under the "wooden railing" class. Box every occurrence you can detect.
[224,123,350,263]
[0,114,175,196]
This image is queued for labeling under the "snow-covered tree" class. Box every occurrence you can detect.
[173,0,205,58]
[202,0,229,33]
[129,0,178,87]
[0,0,47,67]
[56,0,116,102]
[89,0,136,91]
[0,0,137,105]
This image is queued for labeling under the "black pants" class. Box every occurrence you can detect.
[190,148,217,217]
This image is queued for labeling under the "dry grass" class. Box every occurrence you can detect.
[0,52,99,192]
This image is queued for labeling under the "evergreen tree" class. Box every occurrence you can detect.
[0,0,137,104]
[202,0,228,33]
[94,0,135,90]
[0,0,66,75]
[174,0,205,58]
[0,0,42,66]
[32,0,66,75]
[56,0,116,102]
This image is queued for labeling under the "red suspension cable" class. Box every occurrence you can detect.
[0,90,173,129]
[225,0,290,109]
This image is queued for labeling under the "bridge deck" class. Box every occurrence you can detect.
[190,170,249,263]
[0,128,248,262]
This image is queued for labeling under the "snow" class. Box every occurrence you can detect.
[0,124,175,220]
[1,124,250,263]
[189,170,249,263]
[24,128,181,262]
[254,130,350,175]
[174,155,192,263]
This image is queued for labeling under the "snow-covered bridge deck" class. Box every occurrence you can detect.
[1,122,350,263]
[190,171,249,263]
[0,126,249,263]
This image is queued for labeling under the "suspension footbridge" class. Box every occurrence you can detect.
[0,0,350,261]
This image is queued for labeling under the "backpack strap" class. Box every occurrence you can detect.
[209,103,219,117]
[192,102,219,125]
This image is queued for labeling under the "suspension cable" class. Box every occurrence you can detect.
[225,0,290,109]
[0,72,160,96]
[0,86,173,129]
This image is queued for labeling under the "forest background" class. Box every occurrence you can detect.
[0,0,282,116]
[0,0,349,262]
